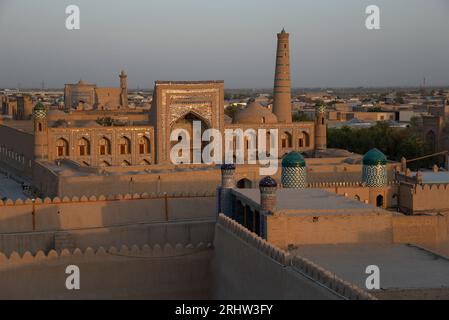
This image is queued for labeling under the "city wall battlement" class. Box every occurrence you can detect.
[0,242,212,270]
[307,181,399,188]
[214,214,376,300]
[0,191,216,235]
[0,190,216,207]
[0,242,212,299]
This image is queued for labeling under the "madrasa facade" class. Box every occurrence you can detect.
[0,29,336,198]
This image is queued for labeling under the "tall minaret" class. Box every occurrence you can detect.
[315,103,327,152]
[33,101,48,161]
[272,28,292,123]
[119,70,128,108]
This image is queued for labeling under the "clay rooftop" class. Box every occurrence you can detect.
[411,171,449,184]
[231,188,388,216]
[291,243,449,290]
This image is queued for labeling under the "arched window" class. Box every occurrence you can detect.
[281,132,292,148]
[119,136,131,155]
[138,136,151,154]
[298,131,310,148]
[78,137,90,156]
[38,123,42,132]
[121,160,131,166]
[354,195,360,201]
[55,138,69,158]
[98,137,111,155]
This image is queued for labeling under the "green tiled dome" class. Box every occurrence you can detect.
[363,148,387,166]
[282,151,306,168]
[33,102,47,119]
[34,102,46,111]
[315,103,326,114]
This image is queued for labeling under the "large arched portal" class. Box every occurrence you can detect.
[170,112,210,164]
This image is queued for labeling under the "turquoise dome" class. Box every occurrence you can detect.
[282,151,306,168]
[363,148,387,166]
[33,102,46,111]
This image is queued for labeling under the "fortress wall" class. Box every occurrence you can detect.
[55,169,223,197]
[0,243,212,299]
[48,165,267,198]
[212,214,375,300]
[412,184,449,213]
[392,214,449,245]
[317,184,399,208]
[0,193,216,234]
[32,161,59,196]
[267,212,394,249]
[0,124,34,178]
[0,220,215,256]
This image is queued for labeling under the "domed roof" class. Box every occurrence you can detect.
[221,163,236,171]
[233,100,277,124]
[34,102,46,111]
[259,176,277,188]
[282,151,306,167]
[363,148,387,166]
[315,103,326,114]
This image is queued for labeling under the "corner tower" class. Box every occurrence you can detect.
[272,28,292,123]
[33,102,48,161]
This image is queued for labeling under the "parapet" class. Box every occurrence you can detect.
[0,190,217,207]
[216,214,377,300]
[0,242,212,270]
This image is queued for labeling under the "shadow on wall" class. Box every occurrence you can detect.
[0,243,212,299]
[0,194,217,254]
[56,170,223,198]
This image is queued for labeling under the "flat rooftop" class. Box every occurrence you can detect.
[411,171,449,184]
[232,188,387,216]
[292,244,449,290]
[0,120,34,134]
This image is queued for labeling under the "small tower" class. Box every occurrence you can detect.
[119,70,128,108]
[217,163,236,216]
[314,102,327,152]
[281,151,307,188]
[401,157,407,172]
[259,176,277,213]
[272,28,292,123]
[362,148,387,187]
[33,101,48,161]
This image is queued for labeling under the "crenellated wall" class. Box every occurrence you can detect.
[212,214,376,300]
[0,242,212,299]
[0,191,216,234]
[393,214,449,245]
[407,183,449,214]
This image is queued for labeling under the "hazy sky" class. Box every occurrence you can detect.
[0,0,448,89]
